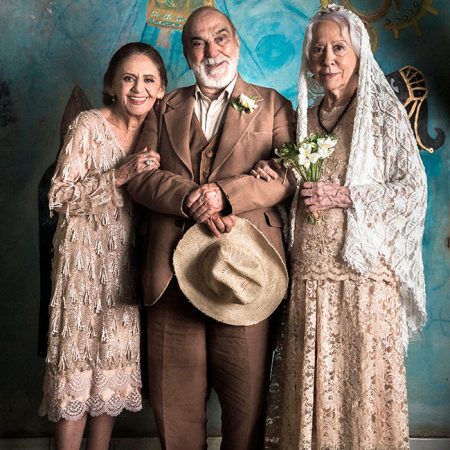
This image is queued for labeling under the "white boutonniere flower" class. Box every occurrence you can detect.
[231,93,262,113]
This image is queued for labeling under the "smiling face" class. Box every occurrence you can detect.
[184,8,240,91]
[308,19,358,100]
[108,53,165,118]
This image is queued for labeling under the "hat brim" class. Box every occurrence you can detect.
[173,217,288,326]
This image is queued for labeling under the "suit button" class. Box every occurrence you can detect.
[175,219,184,227]
[203,169,209,178]
[205,150,213,158]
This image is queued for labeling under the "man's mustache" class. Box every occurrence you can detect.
[203,56,230,67]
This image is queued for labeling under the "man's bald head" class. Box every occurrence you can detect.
[181,6,237,58]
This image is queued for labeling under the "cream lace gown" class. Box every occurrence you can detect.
[39,110,142,422]
[265,104,409,449]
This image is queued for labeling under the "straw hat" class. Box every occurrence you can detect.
[173,217,288,326]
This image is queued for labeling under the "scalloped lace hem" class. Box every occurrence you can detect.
[39,366,142,422]
[39,389,142,422]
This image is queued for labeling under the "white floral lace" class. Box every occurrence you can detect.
[294,5,427,348]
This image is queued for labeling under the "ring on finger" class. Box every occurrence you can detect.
[145,159,152,167]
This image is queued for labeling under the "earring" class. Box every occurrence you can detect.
[112,94,117,103]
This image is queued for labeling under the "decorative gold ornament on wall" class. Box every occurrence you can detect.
[384,0,438,38]
[386,66,445,153]
[146,0,214,47]
[340,0,439,50]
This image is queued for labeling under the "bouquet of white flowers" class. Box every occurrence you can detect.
[275,133,338,223]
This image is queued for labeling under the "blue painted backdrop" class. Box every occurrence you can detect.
[0,0,448,437]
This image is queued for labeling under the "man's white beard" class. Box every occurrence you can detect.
[192,52,239,90]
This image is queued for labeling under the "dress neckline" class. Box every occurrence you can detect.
[92,109,126,156]
[317,90,357,134]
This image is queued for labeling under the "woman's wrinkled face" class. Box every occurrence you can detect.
[108,53,164,118]
[308,20,358,97]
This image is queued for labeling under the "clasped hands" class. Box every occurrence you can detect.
[185,183,236,237]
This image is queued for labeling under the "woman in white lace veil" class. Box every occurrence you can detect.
[262,4,427,449]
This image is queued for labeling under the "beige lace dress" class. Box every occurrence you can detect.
[39,110,142,422]
[265,103,409,449]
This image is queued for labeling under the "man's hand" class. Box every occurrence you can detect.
[204,214,237,237]
[185,183,227,222]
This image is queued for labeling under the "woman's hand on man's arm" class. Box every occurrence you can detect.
[115,147,160,187]
[250,160,279,181]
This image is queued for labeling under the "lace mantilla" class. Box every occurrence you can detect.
[294,5,427,347]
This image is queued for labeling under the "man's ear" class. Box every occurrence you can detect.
[235,33,240,49]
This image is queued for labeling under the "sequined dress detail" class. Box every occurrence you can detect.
[265,104,409,449]
[39,110,142,422]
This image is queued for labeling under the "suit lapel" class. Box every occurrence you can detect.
[163,87,196,175]
[211,76,262,177]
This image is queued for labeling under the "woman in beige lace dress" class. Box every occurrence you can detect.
[39,42,167,450]
[258,5,427,450]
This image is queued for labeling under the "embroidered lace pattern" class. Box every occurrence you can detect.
[264,105,410,449]
[265,275,410,449]
[39,110,142,422]
[292,104,397,284]
[294,5,427,347]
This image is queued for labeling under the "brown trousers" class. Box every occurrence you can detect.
[146,280,271,450]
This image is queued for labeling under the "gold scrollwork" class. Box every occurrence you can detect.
[384,0,438,38]
[387,65,445,152]
[146,0,214,47]
[341,0,391,22]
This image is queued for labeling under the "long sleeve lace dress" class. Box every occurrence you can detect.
[265,103,410,449]
[39,110,142,422]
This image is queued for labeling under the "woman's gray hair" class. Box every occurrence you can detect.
[303,11,362,65]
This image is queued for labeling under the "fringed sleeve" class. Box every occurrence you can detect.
[49,111,124,217]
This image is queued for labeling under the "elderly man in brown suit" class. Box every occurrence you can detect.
[128,6,295,450]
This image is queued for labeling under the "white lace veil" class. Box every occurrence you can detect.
[292,4,427,347]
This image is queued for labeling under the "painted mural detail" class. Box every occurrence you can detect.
[340,1,438,50]
[426,305,450,337]
[383,0,438,39]
[387,66,445,153]
[146,0,214,47]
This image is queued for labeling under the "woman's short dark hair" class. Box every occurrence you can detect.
[102,42,168,105]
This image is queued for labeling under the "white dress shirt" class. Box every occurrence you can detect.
[194,76,237,141]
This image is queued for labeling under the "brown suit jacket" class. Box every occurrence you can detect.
[128,75,295,305]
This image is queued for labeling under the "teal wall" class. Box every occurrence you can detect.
[0,0,448,437]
